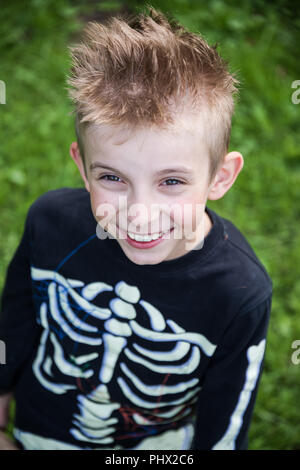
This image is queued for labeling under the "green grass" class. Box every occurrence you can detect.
[0,0,299,450]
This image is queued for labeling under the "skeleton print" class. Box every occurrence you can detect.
[25,267,217,449]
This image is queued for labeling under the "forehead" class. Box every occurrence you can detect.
[83,113,208,160]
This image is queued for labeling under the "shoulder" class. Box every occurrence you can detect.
[28,187,89,214]
[26,187,94,235]
[27,187,90,219]
[207,208,273,316]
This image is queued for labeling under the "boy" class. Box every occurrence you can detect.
[0,6,272,450]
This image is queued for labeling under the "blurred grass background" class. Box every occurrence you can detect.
[0,0,299,450]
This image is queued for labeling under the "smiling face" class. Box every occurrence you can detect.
[70,114,243,266]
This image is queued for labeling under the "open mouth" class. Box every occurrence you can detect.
[126,227,174,248]
[127,228,173,242]
[112,225,175,249]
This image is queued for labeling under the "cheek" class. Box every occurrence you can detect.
[89,190,102,217]
[89,187,126,229]
[89,187,114,224]
[170,193,206,230]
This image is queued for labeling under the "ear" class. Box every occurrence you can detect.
[69,142,90,192]
[207,151,244,201]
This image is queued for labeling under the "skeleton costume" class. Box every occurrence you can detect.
[0,188,272,450]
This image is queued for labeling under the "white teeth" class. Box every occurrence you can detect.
[128,229,170,242]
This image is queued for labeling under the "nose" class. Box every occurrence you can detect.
[126,200,161,235]
[117,187,174,235]
[123,185,172,235]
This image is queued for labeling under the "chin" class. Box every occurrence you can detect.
[123,249,166,266]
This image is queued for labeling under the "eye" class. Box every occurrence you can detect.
[163,178,185,186]
[97,175,185,187]
[98,174,122,183]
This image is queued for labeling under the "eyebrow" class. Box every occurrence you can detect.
[89,162,193,175]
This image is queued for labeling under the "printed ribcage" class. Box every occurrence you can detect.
[31,267,216,446]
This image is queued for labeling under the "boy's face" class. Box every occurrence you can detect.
[70,115,242,266]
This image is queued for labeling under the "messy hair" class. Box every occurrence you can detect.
[66,4,239,183]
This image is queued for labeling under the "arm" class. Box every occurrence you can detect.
[0,206,41,417]
[0,392,19,450]
[0,431,19,450]
[190,294,272,450]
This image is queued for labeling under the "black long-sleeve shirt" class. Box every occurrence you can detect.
[0,187,272,450]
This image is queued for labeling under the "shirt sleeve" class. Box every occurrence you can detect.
[190,293,272,450]
[0,206,41,395]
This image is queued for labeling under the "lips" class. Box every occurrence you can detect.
[125,227,175,249]
[127,228,173,241]
[117,226,174,238]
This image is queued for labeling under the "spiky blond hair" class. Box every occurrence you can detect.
[66,5,239,182]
